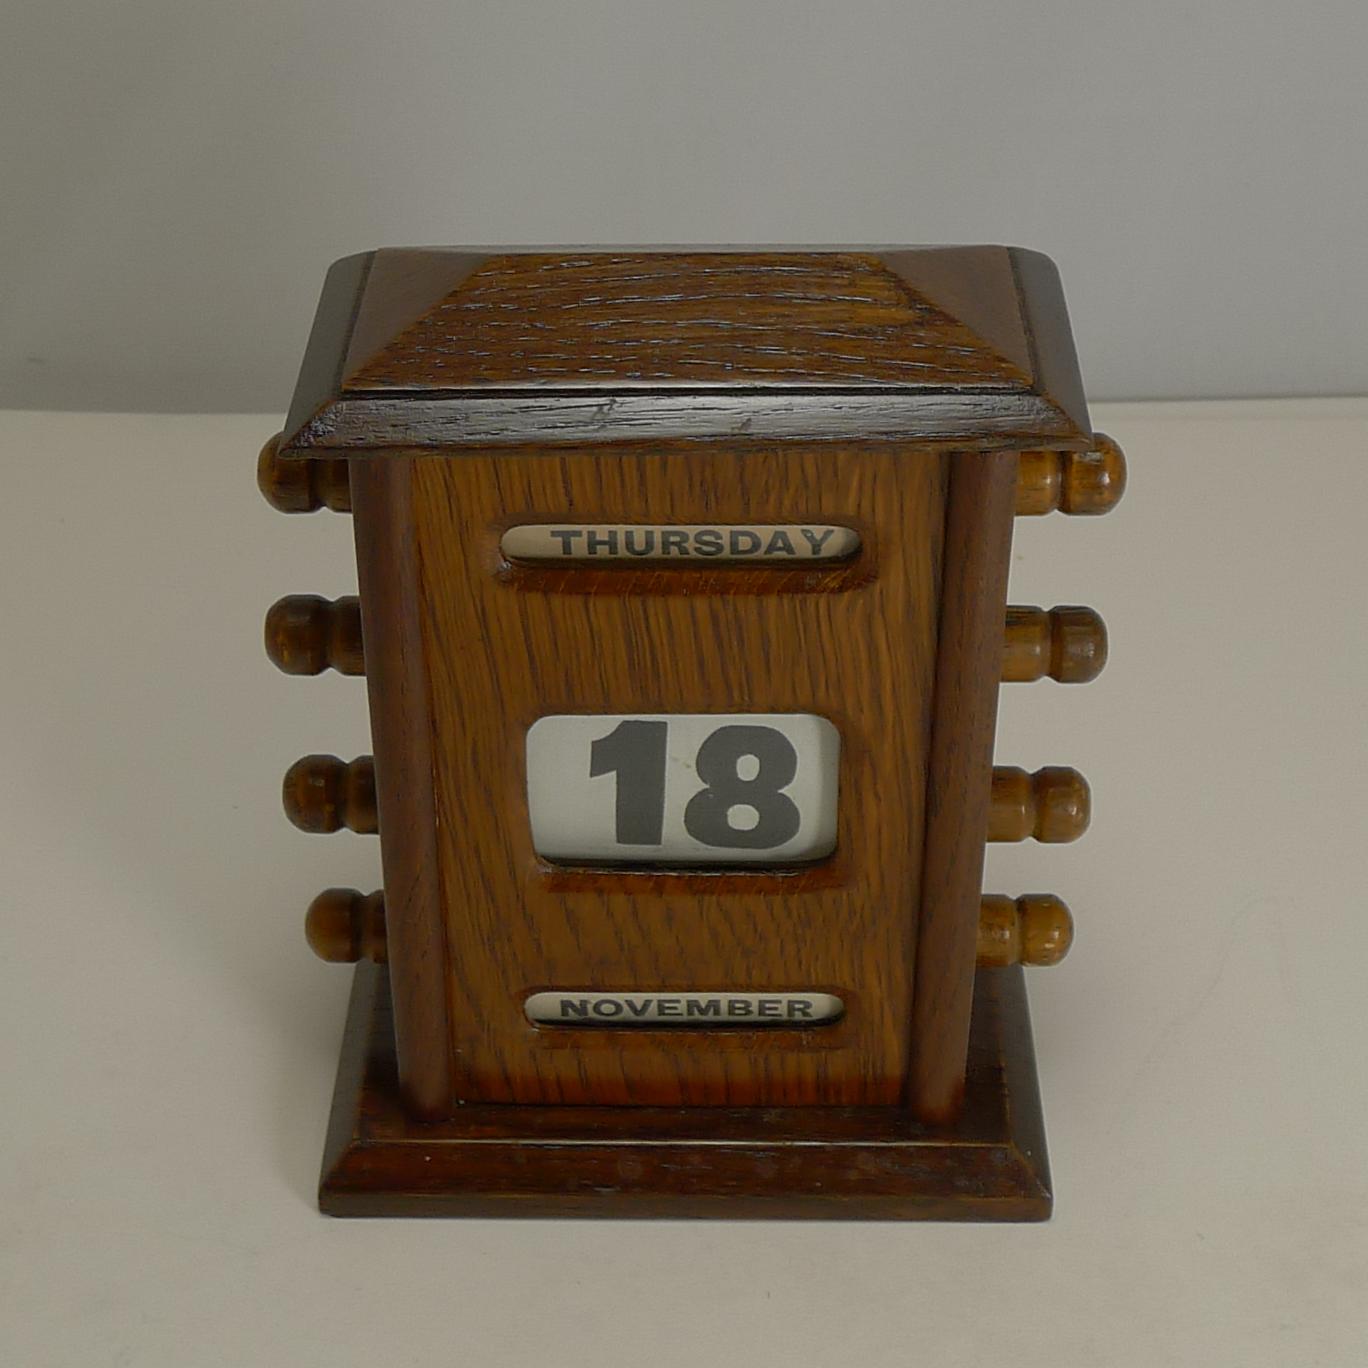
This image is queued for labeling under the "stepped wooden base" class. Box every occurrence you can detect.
[319,962,1052,1220]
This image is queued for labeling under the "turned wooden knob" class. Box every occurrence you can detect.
[256,433,352,513]
[283,755,377,833]
[1016,434,1127,516]
[1003,605,1107,683]
[988,766,1090,843]
[306,888,387,963]
[977,894,1073,967]
[264,595,365,675]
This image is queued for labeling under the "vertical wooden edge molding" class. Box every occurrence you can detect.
[907,449,1018,1124]
[350,456,455,1119]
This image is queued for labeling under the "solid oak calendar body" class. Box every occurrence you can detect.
[262,247,1122,1216]
[352,440,957,1108]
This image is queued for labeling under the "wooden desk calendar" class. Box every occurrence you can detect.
[258,248,1125,1219]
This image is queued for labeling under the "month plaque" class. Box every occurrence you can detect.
[259,247,1124,1218]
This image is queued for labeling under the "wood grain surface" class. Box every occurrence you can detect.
[287,391,1086,451]
[263,595,363,676]
[282,755,377,833]
[987,766,1091,843]
[318,960,1052,1219]
[272,247,1095,1129]
[305,889,387,965]
[906,451,1018,1121]
[256,432,351,513]
[350,457,453,1118]
[1015,433,1127,516]
[303,887,1074,973]
[277,248,1091,453]
[343,251,1035,390]
[976,895,1073,968]
[359,440,947,1108]
[1002,605,1108,683]
[280,755,1087,844]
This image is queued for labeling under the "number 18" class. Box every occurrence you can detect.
[526,713,840,866]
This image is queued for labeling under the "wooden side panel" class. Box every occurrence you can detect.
[402,442,946,1108]
[350,458,454,1117]
[907,451,1018,1122]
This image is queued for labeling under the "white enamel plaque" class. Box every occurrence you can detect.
[526,713,840,865]
[501,524,860,563]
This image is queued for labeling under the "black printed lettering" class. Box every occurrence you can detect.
[800,527,835,556]
[687,999,722,1016]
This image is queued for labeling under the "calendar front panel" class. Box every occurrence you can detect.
[408,442,947,1107]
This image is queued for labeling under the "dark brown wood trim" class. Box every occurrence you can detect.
[1009,248,1090,442]
[350,456,454,1118]
[278,248,1093,455]
[907,449,1019,1123]
[282,388,1089,452]
[281,252,374,443]
[318,961,1051,1220]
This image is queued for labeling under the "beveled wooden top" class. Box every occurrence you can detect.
[278,247,1091,453]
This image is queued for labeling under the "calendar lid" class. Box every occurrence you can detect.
[278,247,1091,454]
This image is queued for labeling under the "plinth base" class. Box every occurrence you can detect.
[319,962,1052,1219]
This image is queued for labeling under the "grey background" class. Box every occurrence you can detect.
[2,0,1364,414]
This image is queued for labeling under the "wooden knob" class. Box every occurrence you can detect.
[264,595,365,675]
[283,755,377,833]
[977,894,1073,967]
[1016,434,1127,516]
[306,888,387,963]
[988,766,1090,842]
[256,433,352,513]
[1003,605,1107,683]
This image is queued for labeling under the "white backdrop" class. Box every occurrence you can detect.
[2,0,1365,412]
